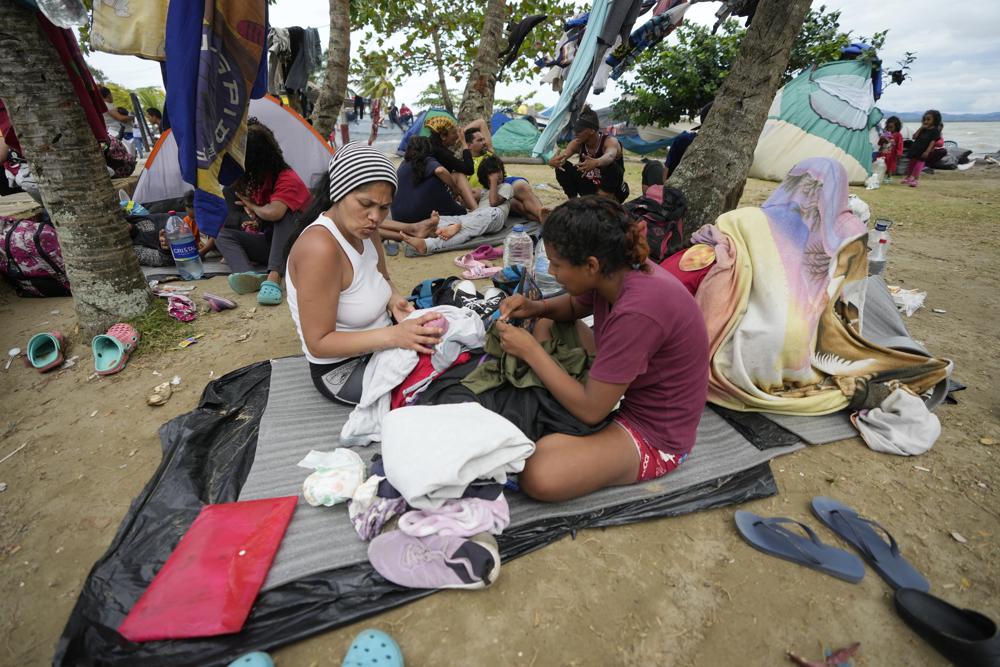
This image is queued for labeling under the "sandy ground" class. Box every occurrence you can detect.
[0,164,998,666]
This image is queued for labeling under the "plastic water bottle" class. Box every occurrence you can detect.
[503,224,534,271]
[165,211,204,280]
[867,218,892,276]
[533,238,562,296]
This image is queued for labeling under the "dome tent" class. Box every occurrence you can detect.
[395,108,458,154]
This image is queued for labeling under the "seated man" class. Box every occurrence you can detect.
[547,106,628,202]
[400,158,515,256]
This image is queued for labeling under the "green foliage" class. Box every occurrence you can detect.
[350,50,397,102]
[350,0,577,90]
[614,6,899,128]
[101,82,132,111]
[415,83,462,109]
[134,87,166,114]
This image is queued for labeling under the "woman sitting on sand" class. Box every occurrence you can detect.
[285,142,444,404]
[494,195,709,502]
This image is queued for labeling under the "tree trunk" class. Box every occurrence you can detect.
[430,31,454,114]
[0,2,150,334]
[312,0,350,138]
[457,0,506,124]
[669,0,811,239]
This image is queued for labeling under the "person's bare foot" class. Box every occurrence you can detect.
[413,211,440,238]
[436,223,462,240]
[401,232,427,255]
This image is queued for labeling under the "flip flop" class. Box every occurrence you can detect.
[257,279,283,306]
[470,244,503,261]
[463,264,503,280]
[26,331,67,373]
[228,272,267,294]
[92,323,140,376]
[453,252,482,270]
[734,511,865,583]
[342,628,404,667]
[384,240,399,257]
[201,293,237,312]
[811,496,929,591]
[894,588,1000,667]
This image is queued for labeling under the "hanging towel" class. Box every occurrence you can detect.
[284,26,320,93]
[381,403,535,510]
[91,0,169,60]
[164,0,268,238]
[853,388,940,456]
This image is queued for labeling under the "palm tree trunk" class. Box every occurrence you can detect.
[312,0,350,138]
[669,0,812,239]
[430,31,454,114]
[457,0,506,124]
[0,2,150,334]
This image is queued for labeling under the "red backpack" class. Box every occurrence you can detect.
[624,185,687,263]
[0,214,71,297]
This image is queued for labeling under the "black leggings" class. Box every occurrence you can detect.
[555,161,627,201]
[309,355,371,405]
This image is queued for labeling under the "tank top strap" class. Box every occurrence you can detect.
[308,215,363,269]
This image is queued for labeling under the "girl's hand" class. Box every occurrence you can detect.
[389,296,414,323]
[498,294,545,321]
[391,313,443,354]
[495,320,541,361]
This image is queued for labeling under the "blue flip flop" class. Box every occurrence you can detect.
[811,496,929,591]
[257,280,283,306]
[342,628,404,667]
[384,240,399,256]
[734,511,865,583]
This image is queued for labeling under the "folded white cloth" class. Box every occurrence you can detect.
[382,403,535,510]
[855,388,940,456]
[340,306,485,446]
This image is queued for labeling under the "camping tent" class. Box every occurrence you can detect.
[490,111,513,134]
[395,108,458,154]
[492,118,550,158]
[134,95,334,209]
[749,59,882,185]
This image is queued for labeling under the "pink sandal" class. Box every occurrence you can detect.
[92,323,140,376]
[462,262,503,280]
[471,244,504,261]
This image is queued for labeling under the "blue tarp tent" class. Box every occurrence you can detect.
[490,111,513,134]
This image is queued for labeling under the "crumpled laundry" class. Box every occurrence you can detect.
[853,388,941,456]
[381,403,535,510]
[341,306,485,446]
[299,448,365,507]
[399,493,510,538]
[348,475,407,541]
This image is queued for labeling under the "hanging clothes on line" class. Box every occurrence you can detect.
[164,0,268,238]
[267,27,291,97]
[498,14,548,74]
[608,2,690,80]
[90,0,169,60]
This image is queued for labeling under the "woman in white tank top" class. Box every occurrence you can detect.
[285,143,444,404]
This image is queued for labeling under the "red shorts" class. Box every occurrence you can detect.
[614,416,687,482]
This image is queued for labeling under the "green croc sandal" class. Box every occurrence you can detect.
[26,331,67,373]
[228,272,267,295]
[257,280,283,306]
[342,628,403,667]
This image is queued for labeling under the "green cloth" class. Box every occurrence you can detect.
[462,321,591,394]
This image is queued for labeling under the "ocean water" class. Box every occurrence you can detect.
[899,121,999,156]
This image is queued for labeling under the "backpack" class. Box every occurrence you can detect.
[407,276,462,309]
[104,138,137,179]
[625,186,687,263]
[0,215,71,297]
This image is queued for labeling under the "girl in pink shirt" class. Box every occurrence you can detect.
[496,196,709,502]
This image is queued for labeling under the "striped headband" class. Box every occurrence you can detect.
[328,142,398,202]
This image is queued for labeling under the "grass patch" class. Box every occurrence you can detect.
[127,299,196,357]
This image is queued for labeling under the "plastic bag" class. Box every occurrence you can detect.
[888,285,927,317]
[299,449,366,506]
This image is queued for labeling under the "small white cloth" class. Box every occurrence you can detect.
[340,306,485,446]
[854,388,940,456]
[382,403,536,510]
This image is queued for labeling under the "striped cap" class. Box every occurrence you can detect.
[328,142,398,202]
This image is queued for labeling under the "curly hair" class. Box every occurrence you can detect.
[404,136,433,186]
[541,195,649,275]
[922,109,943,131]
[236,123,290,194]
[476,154,506,187]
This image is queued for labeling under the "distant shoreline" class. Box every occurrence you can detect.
[883,112,1000,123]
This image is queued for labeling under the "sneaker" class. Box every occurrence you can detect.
[367,531,500,590]
[470,287,505,317]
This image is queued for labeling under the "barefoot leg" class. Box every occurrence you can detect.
[436,223,462,240]
[400,231,428,255]
[513,180,546,223]
[411,210,441,238]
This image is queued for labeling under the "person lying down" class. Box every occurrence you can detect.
[494,195,710,502]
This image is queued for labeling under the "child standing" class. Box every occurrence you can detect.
[878,116,904,182]
[903,110,943,187]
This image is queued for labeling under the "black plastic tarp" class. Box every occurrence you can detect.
[54,361,778,666]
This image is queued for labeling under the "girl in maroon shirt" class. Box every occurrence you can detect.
[496,196,709,502]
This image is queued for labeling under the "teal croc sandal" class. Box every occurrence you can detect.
[228,272,267,295]
[227,652,274,667]
[27,331,67,373]
[92,323,140,376]
[257,280,283,306]
[342,628,404,667]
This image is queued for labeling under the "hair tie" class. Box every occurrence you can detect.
[632,262,641,270]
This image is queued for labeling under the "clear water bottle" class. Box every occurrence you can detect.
[503,224,534,270]
[165,211,204,280]
[533,237,562,296]
[867,218,892,276]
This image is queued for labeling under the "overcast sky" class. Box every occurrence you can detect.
[85,0,999,115]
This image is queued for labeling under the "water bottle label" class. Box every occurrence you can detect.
[170,240,199,261]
